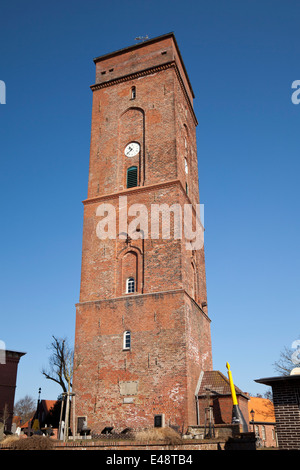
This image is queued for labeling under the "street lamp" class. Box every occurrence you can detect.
[250,409,255,433]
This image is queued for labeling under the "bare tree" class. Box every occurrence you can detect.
[273,338,300,376]
[42,336,81,441]
[1,404,10,431]
[42,336,74,393]
[14,395,36,423]
[262,389,273,401]
[251,390,273,401]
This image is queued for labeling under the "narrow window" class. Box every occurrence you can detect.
[126,277,135,293]
[154,414,164,428]
[123,331,131,350]
[131,86,136,100]
[77,417,87,434]
[127,166,138,188]
[185,158,188,174]
[191,262,197,299]
[186,182,188,195]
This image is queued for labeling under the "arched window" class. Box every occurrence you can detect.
[127,166,138,188]
[126,277,135,293]
[123,331,131,350]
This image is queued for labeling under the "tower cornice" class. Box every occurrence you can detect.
[75,288,211,323]
[82,178,197,207]
[90,61,198,126]
[93,33,195,95]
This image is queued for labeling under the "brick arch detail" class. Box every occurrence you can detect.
[116,245,143,296]
[118,107,145,189]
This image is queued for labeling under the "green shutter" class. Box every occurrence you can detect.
[127,166,138,188]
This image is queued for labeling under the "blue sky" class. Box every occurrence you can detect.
[0,0,299,405]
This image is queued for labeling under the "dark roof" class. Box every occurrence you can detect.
[198,370,248,398]
[6,350,26,356]
[255,373,300,386]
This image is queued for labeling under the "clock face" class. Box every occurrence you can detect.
[124,142,140,157]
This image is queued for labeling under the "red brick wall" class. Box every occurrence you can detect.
[73,34,212,434]
[0,351,24,431]
[73,290,211,433]
[251,423,277,448]
[93,34,195,105]
[272,378,300,449]
[79,184,207,305]
[197,395,249,430]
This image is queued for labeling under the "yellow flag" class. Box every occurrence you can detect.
[32,419,40,431]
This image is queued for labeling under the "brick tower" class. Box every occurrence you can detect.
[72,33,213,434]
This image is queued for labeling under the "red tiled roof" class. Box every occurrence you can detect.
[248,396,275,423]
[17,400,59,429]
[41,400,57,413]
[198,370,247,397]
[20,416,35,429]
